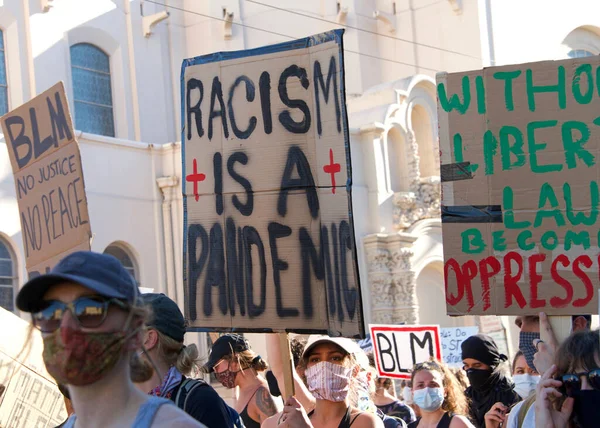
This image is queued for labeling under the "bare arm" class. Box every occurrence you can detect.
[253,386,281,423]
[265,334,315,412]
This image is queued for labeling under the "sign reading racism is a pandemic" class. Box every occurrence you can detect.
[1,82,91,277]
[437,56,600,316]
[181,30,363,336]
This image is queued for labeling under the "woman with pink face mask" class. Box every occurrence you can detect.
[278,335,383,428]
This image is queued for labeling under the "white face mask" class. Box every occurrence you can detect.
[305,361,353,402]
[403,386,413,404]
[513,374,540,399]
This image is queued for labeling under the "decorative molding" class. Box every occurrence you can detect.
[337,6,348,25]
[373,10,396,34]
[223,8,234,40]
[40,0,54,13]
[364,234,419,325]
[393,176,441,230]
[143,11,170,38]
[448,0,462,15]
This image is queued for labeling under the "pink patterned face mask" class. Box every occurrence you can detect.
[305,361,352,402]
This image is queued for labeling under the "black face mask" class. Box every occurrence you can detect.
[467,368,494,391]
[573,390,600,427]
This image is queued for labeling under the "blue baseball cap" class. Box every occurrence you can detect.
[16,251,140,312]
[141,293,186,343]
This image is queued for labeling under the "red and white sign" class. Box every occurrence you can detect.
[370,324,442,380]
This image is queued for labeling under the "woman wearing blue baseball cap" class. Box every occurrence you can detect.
[16,251,204,428]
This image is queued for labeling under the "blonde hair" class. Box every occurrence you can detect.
[411,359,469,416]
[155,330,201,376]
[232,349,269,372]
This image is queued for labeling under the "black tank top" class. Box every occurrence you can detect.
[408,412,454,428]
[240,388,262,428]
[308,407,361,428]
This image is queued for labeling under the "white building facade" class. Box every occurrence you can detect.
[1,0,600,356]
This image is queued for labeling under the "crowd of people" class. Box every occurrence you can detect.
[10,250,600,427]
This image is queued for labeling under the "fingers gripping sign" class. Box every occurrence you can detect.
[484,402,507,428]
[534,364,574,428]
[278,397,313,428]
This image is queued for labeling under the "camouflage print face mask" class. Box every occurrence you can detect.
[43,326,130,386]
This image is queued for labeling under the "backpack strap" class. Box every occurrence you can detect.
[175,378,208,413]
[517,394,536,428]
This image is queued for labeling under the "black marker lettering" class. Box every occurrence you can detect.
[259,71,273,134]
[243,226,267,318]
[226,217,246,316]
[208,76,229,141]
[339,220,357,319]
[186,78,204,140]
[5,116,32,169]
[205,222,227,316]
[314,57,341,136]
[228,152,253,216]
[228,75,257,139]
[188,224,209,320]
[47,91,73,143]
[213,152,223,215]
[278,65,311,134]
[268,222,298,318]
[278,146,319,218]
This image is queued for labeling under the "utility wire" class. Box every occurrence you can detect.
[246,0,481,60]
[144,0,442,72]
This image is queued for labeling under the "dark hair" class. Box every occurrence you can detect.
[290,338,305,368]
[512,350,524,374]
[57,383,70,400]
[556,329,599,375]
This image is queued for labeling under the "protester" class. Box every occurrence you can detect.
[277,335,383,427]
[511,351,539,400]
[373,374,415,425]
[16,251,203,427]
[133,293,236,427]
[461,334,520,428]
[407,359,474,428]
[500,312,591,428]
[535,329,600,428]
[203,333,280,427]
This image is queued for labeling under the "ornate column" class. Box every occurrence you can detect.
[364,233,419,324]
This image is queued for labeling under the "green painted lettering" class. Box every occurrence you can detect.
[527,120,562,173]
[534,182,566,228]
[564,181,598,226]
[562,121,595,169]
[517,230,535,251]
[564,231,590,250]
[499,125,526,171]
[492,230,507,252]
[573,64,593,104]
[541,230,559,251]
[475,75,486,114]
[453,133,479,174]
[526,66,566,112]
[483,130,498,175]
[493,70,521,111]
[438,76,471,114]
[503,186,531,229]
[461,228,486,254]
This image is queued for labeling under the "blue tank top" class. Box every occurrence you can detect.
[62,396,171,427]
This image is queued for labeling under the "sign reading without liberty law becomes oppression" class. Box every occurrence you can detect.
[181,30,363,336]
[1,82,91,277]
[438,56,600,316]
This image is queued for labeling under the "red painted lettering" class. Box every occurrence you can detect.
[573,255,593,307]
[529,253,546,309]
[550,255,572,308]
[503,251,526,308]
[444,259,464,306]
[479,256,501,311]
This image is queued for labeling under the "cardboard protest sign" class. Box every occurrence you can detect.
[370,325,442,379]
[0,308,67,427]
[181,30,362,337]
[1,82,91,277]
[440,326,478,367]
[438,56,600,316]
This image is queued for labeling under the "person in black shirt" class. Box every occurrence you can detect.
[133,293,234,427]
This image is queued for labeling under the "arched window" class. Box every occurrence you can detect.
[568,49,594,58]
[0,29,8,116]
[0,238,16,312]
[103,244,137,282]
[70,43,115,137]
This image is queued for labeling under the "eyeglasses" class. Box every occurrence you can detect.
[213,358,230,372]
[32,296,128,333]
[556,369,600,397]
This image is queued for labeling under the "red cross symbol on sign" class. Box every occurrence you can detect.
[186,158,206,202]
[323,148,341,194]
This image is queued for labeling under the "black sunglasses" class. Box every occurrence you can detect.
[556,368,600,397]
[32,296,128,333]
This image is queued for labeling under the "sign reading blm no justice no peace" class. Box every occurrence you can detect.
[181,30,363,337]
